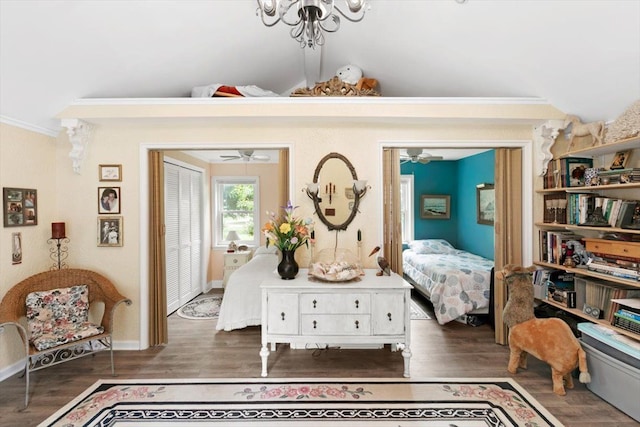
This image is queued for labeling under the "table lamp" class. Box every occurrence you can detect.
[226,230,240,252]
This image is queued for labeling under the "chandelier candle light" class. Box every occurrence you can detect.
[256,0,369,48]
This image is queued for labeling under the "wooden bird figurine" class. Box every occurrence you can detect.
[368,246,390,276]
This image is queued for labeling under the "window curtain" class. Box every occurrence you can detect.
[382,148,403,274]
[148,150,168,346]
[493,148,523,345]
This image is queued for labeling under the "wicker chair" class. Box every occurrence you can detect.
[0,268,131,407]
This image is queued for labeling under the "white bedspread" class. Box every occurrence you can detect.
[216,251,279,331]
[403,248,493,325]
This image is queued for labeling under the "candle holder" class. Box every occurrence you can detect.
[48,237,70,270]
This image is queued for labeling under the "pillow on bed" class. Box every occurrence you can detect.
[408,239,456,255]
[254,245,278,256]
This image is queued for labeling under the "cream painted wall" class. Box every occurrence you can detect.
[0,123,58,375]
[0,117,537,376]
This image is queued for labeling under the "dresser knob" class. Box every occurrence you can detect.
[313,299,317,309]
[281,312,285,321]
[233,259,238,264]
[387,312,392,321]
[355,320,359,329]
[313,320,317,329]
[355,299,359,309]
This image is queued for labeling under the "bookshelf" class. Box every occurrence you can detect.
[534,135,640,341]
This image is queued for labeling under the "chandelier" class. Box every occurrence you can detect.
[256,0,369,49]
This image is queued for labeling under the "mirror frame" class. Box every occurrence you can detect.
[311,152,361,231]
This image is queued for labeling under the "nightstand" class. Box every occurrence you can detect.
[223,251,252,288]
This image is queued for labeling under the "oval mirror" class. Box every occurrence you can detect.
[311,152,361,231]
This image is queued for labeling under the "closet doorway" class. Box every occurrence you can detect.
[164,159,204,314]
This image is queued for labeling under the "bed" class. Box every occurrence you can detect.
[216,246,279,332]
[402,239,494,325]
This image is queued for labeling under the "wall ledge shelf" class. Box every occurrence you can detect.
[557,135,640,159]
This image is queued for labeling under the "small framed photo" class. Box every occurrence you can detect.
[420,194,450,219]
[3,188,37,227]
[98,187,120,214]
[99,164,122,181]
[98,216,123,247]
[477,183,495,225]
[610,150,630,170]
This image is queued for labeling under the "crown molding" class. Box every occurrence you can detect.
[0,115,59,137]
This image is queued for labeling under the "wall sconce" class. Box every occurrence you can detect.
[352,180,370,198]
[303,182,320,201]
[225,230,240,253]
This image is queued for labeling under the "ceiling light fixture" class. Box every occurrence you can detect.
[256,0,369,49]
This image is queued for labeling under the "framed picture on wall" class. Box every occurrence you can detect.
[3,187,37,227]
[420,194,450,219]
[98,187,120,214]
[98,216,123,247]
[99,164,122,181]
[476,183,495,225]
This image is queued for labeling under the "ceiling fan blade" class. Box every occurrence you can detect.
[252,155,271,161]
[417,158,431,164]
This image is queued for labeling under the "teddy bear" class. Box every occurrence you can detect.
[498,264,591,395]
[336,64,378,92]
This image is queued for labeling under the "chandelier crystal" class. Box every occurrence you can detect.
[256,0,369,49]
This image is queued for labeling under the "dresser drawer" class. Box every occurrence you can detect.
[584,238,640,259]
[300,314,370,335]
[300,294,370,314]
[224,252,251,267]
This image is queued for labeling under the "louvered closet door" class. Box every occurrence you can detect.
[164,161,203,315]
[164,163,181,313]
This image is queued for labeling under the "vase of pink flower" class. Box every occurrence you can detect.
[262,201,313,279]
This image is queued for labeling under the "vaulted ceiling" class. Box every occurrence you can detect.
[1,1,638,136]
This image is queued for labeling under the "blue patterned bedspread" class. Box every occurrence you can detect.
[403,249,494,325]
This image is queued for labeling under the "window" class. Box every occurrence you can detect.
[213,176,260,248]
[400,175,414,243]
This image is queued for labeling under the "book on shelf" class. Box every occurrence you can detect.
[577,280,640,323]
[586,258,640,281]
[539,230,580,264]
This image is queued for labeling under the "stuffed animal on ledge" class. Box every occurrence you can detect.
[498,264,590,396]
[336,64,379,92]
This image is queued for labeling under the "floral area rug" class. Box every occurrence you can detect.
[40,378,563,426]
[176,295,222,320]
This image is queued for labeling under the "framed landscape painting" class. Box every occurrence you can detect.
[420,195,450,219]
[476,183,495,225]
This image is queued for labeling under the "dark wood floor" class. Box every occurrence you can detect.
[0,292,636,427]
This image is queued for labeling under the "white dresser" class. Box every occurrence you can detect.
[260,269,412,377]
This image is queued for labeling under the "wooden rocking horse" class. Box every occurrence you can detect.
[564,114,605,152]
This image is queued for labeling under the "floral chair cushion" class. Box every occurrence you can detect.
[26,285,104,351]
[408,239,457,255]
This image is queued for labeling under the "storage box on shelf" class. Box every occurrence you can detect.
[534,135,640,341]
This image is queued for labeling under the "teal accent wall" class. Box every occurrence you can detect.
[456,150,495,260]
[401,150,494,260]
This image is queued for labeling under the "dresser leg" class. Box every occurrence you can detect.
[260,345,270,377]
[402,347,412,378]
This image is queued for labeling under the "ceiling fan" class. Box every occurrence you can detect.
[400,148,443,165]
[220,150,270,162]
